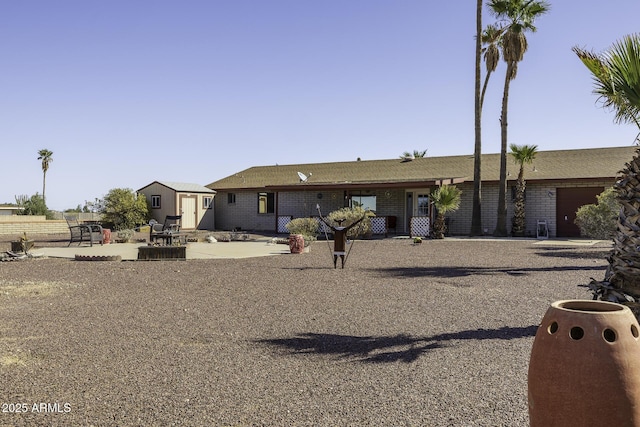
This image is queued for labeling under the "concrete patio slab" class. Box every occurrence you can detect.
[30,238,291,260]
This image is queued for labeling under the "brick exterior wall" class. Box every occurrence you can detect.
[215,189,407,232]
[215,181,613,237]
[447,180,613,237]
[0,216,69,236]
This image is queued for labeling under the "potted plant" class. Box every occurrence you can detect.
[115,229,134,243]
[285,218,319,253]
[11,232,34,253]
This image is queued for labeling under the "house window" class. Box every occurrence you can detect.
[151,195,161,209]
[350,194,376,212]
[417,194,429,216]
[203,196,213,209]
[258,192,275,214]
[228,193,236,204]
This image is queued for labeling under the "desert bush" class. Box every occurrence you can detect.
[575,187,619,240]
[325,206,372,239]
[285,217,319,244]
[15,193,53,219]
[115,229,134,242]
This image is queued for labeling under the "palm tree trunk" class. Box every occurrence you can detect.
[608,148,640,299]
[434,213,446,239]
[42,171,47,204]
[512,167,526,236]
[471,0,483,236]
[494,63,512,237]
[480,71,493,110]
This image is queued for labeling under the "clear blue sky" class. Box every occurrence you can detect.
[3,1,640,211]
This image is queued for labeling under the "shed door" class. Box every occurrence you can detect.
[556,187,603,237]
[180,196,197,229]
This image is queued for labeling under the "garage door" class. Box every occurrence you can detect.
[556,187,604,237]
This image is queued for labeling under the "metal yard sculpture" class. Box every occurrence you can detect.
[316,204,370,269]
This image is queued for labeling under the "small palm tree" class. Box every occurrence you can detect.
[37,149,53,204]
[509,143,538,236]
[574,35,640,306]
[480,24,504,109]
[400,150,427,159]
[431,185,462,239]
[488,0,550,237]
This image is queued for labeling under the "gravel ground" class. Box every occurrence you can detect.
[0,237,611,426]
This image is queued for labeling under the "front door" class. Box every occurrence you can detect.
[405,190,431,234]
[180,195,197,229]
[556,187,604,237]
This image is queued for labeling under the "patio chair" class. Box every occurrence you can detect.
[149,215,184,245]
[65,215,104,247]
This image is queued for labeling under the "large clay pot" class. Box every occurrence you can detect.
[528,300,640,427]
[288,234,305,254]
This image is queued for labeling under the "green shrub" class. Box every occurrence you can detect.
[325,206,373,239]
[574,187,619,240]
[15,193,53,218]
[100,188,149,231]
[285,217,318,244]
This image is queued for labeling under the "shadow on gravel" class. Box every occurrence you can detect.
[370,265,605,278]
[534,247,611,261]
[257,325,538,363]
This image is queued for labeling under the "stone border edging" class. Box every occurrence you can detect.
[74,254,122,262]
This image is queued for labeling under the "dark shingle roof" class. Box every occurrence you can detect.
[207,146,637,191]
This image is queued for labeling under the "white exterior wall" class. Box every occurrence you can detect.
[177,193,215,230]
[140,183,177,225]
[139,183,215,230]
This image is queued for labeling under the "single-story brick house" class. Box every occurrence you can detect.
[138,181,216,230]
[206,146,637,238]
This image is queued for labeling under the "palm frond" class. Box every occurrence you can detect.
[574,35,640,130]
[431,185,462,215]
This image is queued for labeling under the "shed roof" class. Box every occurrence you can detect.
[207,146,638,191]
[139,181,216,194]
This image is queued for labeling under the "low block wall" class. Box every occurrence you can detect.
[0,216,69,236]
[138,246,186,260]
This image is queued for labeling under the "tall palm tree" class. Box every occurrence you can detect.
[471,0,484,236]
[574,35,640,305]
[471,22,505,236]
[488,0,550,237]
[37,149,53,204]
[509,143,538,236]
[431,185,462,239]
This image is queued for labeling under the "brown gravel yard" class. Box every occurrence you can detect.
[0,237,610,426]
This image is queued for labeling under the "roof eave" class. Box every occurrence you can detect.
[216,177,467,192]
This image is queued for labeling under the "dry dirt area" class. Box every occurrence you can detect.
[0,237,610,426]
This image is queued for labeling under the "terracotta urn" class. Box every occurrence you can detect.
[528,300,640,427]
[288,234,305,254]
